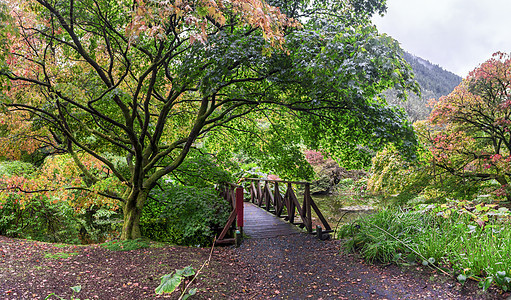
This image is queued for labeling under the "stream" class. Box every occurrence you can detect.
[311,193,375,237]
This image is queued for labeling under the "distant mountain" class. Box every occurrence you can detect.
[386,52,462,122]
[403,52,462,99]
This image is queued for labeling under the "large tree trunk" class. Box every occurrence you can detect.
[120,189,149,240]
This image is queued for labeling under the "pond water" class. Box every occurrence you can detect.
[310,193,375,238]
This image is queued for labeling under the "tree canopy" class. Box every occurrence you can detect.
[422,52,511,201]
[0,0,418,239]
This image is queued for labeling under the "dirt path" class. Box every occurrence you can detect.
[234,234,505,299]
[0,234,506,299]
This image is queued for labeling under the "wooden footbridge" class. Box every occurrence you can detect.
[216,178,333,245]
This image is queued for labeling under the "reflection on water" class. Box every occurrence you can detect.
[310,193,374,237]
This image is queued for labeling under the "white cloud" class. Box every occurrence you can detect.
[372,0,511,77]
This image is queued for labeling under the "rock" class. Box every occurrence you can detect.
[309,157,367,195]
[339,205,374,212]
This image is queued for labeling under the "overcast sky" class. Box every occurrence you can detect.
[371,0,511,77]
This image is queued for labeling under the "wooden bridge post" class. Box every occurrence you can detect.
[264,181,270,211]
[304,183,313,233]
[236,187,244,230]
[274,181,282,217]
[257,180,263,207]
[287,182,295,224]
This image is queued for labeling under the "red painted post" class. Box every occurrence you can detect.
[236,187,244,228]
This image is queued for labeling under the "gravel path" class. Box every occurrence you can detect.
[0,234,507,299]
[233,234,505,299]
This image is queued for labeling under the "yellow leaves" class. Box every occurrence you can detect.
[0,153,122,212]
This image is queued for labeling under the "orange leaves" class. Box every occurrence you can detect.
[0,111,51,160]
[0,153,122,212]
[126,0,299,48]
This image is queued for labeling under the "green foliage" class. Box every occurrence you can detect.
[0,192,121,244]
[0,155,123,243]
[0,193,81,243]
[170,152,234,187]
[1,0,420,239]
[101,239,150,251]
[141,184,230,246]
[0,160,36,177]
[155,266,197,299]
[76,208,122,243]
[44,252,78,259]
[367,144,432,205]
[339,208,431,263]
[339,203,511,292]
[367,143,504,206]
[45,285,86,300]
[206,115,315,181]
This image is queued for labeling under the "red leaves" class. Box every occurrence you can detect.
[419,52,511,200]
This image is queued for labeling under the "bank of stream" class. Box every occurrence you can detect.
[310,190,376,237]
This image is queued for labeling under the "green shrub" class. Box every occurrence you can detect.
[0,158,122,244]
[339,208,431,263]
[0,160,36,177]
[141,184,230,246]
[0,194,81,243]
[0,193,121,244]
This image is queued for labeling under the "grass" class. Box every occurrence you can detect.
[101,238,150,251]
[338,201,511,292]
[44,252,78,259]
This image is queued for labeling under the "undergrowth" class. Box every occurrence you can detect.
[101,239,150,251]
[338,200,511,292]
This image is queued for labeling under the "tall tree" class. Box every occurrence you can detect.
[0,0,417,239]
[425,52,511,201]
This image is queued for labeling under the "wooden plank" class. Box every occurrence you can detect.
[217,209,236,241]
[215,238,235,244]
[243,202,301,239]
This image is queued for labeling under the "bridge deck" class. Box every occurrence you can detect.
[243,202,302,239]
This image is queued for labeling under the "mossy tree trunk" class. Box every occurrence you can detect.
[120,189,149,240]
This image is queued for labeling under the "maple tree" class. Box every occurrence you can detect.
[0,0,418,239]
[423,52,511,202]
[0,111,50,161]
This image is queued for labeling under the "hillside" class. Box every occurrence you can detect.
[386,52,462,122]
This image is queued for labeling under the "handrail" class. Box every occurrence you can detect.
[244,178,332,238]
[216,178,333,245]
[243,178,309,185]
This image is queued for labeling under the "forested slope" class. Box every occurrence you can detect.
[387,52,462,122]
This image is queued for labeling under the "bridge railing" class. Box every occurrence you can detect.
[244,178,332,237]
[216,182,244,245]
